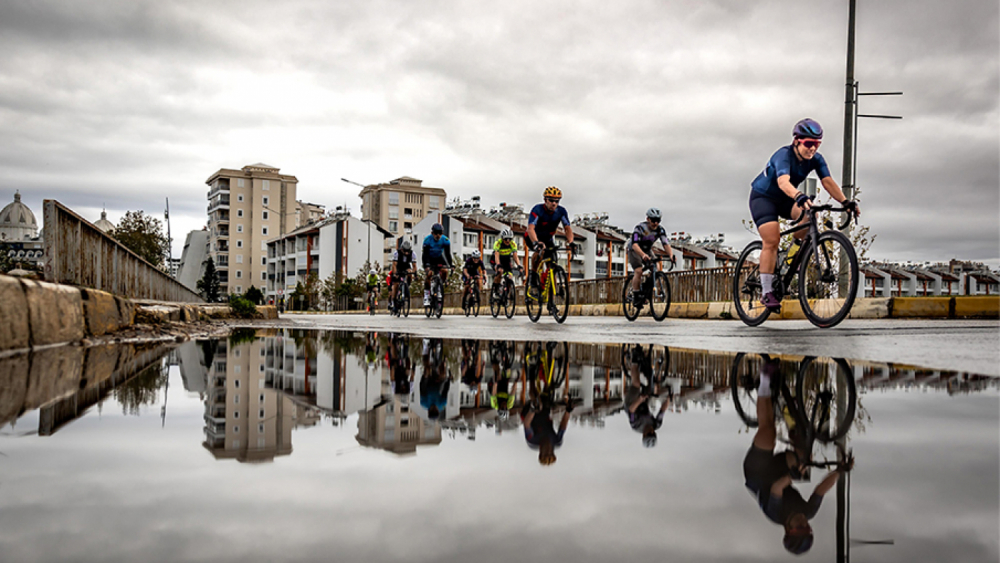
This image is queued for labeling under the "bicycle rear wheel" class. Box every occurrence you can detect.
[401,284,410,317]
[797,231,859,328]
[621,279,640,321]
[472,292,480,317]
[650,271,671,321]
[463,291,472,317]
[730,352,762,427]
[525,276,542,322]
[733,241,771,326]
[503,279,516,319]
[489,284,500,318]
[796,357,857,442]
[550,268,569,323]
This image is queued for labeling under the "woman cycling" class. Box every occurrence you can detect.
[749,118,859,312]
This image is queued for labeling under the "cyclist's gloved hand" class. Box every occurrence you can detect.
[842,200,859,216]
[528,240,539,251]
[795,192,812,208]
[838,454,855,473]
[567,242,578,253]
[669,255,677,265]
[641,254,651,264]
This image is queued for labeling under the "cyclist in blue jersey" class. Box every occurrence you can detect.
[627,208,676,305]
[525,186,576,288]
[749,119,859,311]
[421,223,454,306]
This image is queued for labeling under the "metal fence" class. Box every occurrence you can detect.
[43,200,203,303]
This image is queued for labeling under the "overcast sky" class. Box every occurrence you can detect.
[0,0,997,265]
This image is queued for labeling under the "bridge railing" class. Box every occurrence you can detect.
[43,200,203,303]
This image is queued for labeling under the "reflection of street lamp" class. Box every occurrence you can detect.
[342,178,373,268]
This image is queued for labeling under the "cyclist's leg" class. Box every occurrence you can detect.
[753,358,778,451]
[629,250,644,292]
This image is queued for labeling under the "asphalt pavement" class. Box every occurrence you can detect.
[277,314,1000,376]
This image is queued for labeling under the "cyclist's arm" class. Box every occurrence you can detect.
[564,224,574,245]
[776,174,803,200]
[820,176,851,206]
[525,224,538,246]
[813,469,840,497]
[631,240,647,260]
[771,474,792,497]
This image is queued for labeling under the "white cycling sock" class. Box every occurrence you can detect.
[760,273,774,295]
[758,374,772,398]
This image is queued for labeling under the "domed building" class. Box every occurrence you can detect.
[0,191,44,272]
[94,209,115,234]
[0,191,38,242]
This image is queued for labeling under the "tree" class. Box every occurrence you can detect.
[244,285,264,305]
[302,272,321,310]
[112,210,170,268]
[320,272,339,311]
[197,257,222,302]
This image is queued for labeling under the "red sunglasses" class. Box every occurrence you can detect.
[800,139,821,149]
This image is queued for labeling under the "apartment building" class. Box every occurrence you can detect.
[205,163,299,296]
[358,176,447,236]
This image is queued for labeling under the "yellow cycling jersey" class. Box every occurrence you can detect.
[493,239,518,256]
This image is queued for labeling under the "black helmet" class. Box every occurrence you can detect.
[792,118,823,139]
[431,223,444,234]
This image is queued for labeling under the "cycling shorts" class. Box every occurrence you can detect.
[628,249,647,270]
[424,257,450,270]
[749,191,795,228]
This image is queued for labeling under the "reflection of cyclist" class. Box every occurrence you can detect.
[488,341,517,425]
[422,223,453,307]
[387,334,412,396]
[624,345,672,448]
[388,240,415,312]
[460,339,483,388]
[491,228,523,295]
[749,119,859,312]
[420,338,450,420]
[743,358,845,555]
[520,395,573,466]
[525,186,576,288]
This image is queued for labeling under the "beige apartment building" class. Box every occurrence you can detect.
[358,176,446,236]
[206,163,310,296]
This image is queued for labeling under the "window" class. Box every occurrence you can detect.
[261,257,266,265]
[235,285,242,293]
[237,194,244,202]
[236,270,242,279]
[261,272,266,281]
[238,179,245,187]
[234,365,241,373]
[259,379,265,387]
[388,207,399,220]
[234,380,241,389]
[236,255,243,264]
[258,423,265,433]
[388,191,399,205]
[237,225,243,233]
[237,209,244,218]
[234,425,239,433]
[232,440,240,448]
[429,195,440,209]
[236,240,243,248]
[263,196,269,206]
[388,221,398,232]
[234,411,240,419]
[259,394,265,402]
[234,395,240,404]
[259,363,265,372]
[257,437,266,448]
[262,210,269,220]
[259,409,265,419]
[262,180,270,190]
[262,227,269,236]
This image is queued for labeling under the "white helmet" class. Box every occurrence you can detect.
[471,249,481,258]
[400,239,411,250]
[501,228,513,240]
[369,268,377,275]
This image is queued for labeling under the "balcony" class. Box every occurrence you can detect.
[208,181,230,198]
[208,196,230,213]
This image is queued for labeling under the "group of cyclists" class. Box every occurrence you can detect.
[364,118,860,319]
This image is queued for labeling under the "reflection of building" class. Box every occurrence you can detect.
[202,338,301,463]
[356,395,441,455]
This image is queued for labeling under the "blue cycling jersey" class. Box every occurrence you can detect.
[751,145,832,199]
[422,234,452,265]
[528,203,570,240]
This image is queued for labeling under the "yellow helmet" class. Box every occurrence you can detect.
[543,186,562,199]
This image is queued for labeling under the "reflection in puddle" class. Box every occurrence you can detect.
[1,329,997,562]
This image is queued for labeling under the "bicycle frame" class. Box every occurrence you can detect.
[778,204,852,289]
[526,249,566,305]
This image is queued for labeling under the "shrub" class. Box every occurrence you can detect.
[228,294,258,319]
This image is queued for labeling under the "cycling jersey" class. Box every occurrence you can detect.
[366,274,379,287]
[528,203,570,242]
[392,248,415,272]
[630,222,669,254]
[422,234,453,267]
[492,239,519,257]
[464,257,485,277]
[751,145,832,200]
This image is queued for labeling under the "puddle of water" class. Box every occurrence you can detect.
[0,329,997,563]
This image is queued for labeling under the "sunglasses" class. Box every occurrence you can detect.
[545,197,561,203]
[800,139,821,149]
[648,218,660,224]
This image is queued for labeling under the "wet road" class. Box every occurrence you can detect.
[279,314,1000,375]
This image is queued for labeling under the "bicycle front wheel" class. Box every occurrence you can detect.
[472,292,480,317]
[550,268,569,323]
[795,357,857,442]
[797,230,859,328]
[733,241,771,326]
[525,276,542,322]
[503,279,516,319]
[621,279,640,321]
[650,271,671,321]
[401,285,410,317]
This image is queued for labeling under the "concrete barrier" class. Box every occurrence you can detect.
[23,279,85,346]
[0,275,31,350]
[954,296,1000,318]
[892,297,951,318]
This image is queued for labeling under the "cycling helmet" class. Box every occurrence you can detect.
[792,118,824,139]
[646,208,662,220]
[431,223,444,234]
[543,186,562,199]
[497,409,509,421]
[369,268,377,275]
[783,532,814,555]
[471,249,481,258]
[500,228,513,240]
[400,239,411,250]
[643,433,657,448]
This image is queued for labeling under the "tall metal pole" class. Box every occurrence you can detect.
[165,198,173,275]
[842,0,857,202]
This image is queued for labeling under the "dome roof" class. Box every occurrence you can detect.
[94,210,115,233]
[0,191,38,241]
